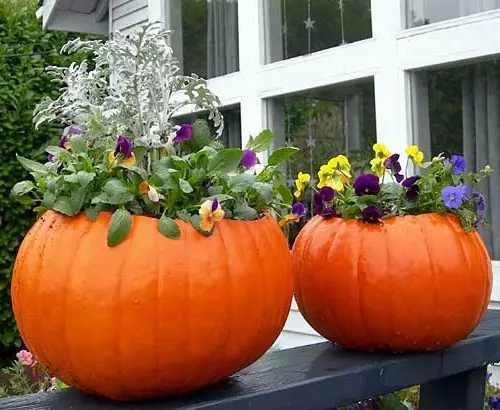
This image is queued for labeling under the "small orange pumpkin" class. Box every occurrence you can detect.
[12,211,293,401]
[292,213,492,352]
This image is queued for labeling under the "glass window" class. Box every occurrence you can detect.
[406,0,500,28]
[267,79,376,245]
[174,106,241,149]
[411,61,500,259]
[264,0,372,64]
[169,0,239,79]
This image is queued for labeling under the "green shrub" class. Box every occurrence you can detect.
[0,0,91,349]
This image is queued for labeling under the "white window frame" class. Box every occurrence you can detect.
[150,0,500,312]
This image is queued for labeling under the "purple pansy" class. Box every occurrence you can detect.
[353,174,380,196]
[451,154,466,175]
[173,124,193,143]
[63,126,82,136]
[313,186,337,217]
[473,190,486,212]
[441,186,464,209]
[458,183,473,200]
[291,202,307,217]
[384,154,404,182]
[402,176,420,201]
[211,198,219,212]
[361,205,382,224]
[115,136,133,159]
[473,213,486,228]
[240,149,258,168]
[488,396,500,409]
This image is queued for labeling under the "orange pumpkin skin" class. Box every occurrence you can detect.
[12,211,293,401]
[292,213,492,352]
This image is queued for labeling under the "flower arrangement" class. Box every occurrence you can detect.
[0,350,67,398]
[10,24,298,246]
[290,143,492,230]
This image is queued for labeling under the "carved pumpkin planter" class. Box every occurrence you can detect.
[12,211,293,401]
[292,213,492,352]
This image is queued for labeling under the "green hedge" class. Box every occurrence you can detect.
[0,0,89,350]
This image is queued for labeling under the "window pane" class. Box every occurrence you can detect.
[174,106,242,149]
[267,80,376,245]
[411,61,500,259]
[406,0,500,28]
[171,0,239,79]
[264,0,372,64]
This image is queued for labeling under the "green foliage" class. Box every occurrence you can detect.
[12,127,296,246]
[0,0,93,348]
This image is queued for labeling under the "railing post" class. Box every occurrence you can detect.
[419,366,487,410]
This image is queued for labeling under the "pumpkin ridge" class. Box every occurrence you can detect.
[325,220,352,346]
[355,222,372,349]
[32,214,63,371]
[417,216,438,348]
[153,222,161,394]
[12,214,47,358]
[59,216,95,392]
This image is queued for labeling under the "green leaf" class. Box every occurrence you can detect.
[208,185,223,195]
[69,135,86,153]
[246,129,273,153]
[43,191,56,208]
[16,154,48,175]
[45,146,67,156]
[190,214,213,236]
[119,165,148,180]
[76,171,95,188]
[11,181,34,197]
[208,149,243,173]
[85,207,98,221]
[204,194,235,203]
[158,215,181,239]
[377,394,409,410]
[71,188,87,214]
[252,182,273,202]
[267,147,299,167]
[234,198,258,220]
[179,178,194,193]
[275,182,294,205]
[107,209,132,247]
[102,179,134,204]
[53,196,74,216]
[228,173,256,192]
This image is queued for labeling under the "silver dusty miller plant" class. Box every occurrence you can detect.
[33,23,223,148]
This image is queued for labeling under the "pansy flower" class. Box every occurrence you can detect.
[173,124,193,143]
[48,127,81,161]
[313,186,338,217]
[279,202,307,228]
[353,174,380,196]
[317,155,351,191]
[361,205,383,224]
[451,154,466,175]
[373,143,391,160]
[402,176,420,201]
[199,198,225,232]
[139,182,164,202]
[294,172,310,198]
[488,396,500,410]
[108,136,136,166]
[384,154,404,182]
[240,149,258,168]
[406,145,424,166]
[441,186,464,209]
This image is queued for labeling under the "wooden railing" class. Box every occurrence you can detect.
[1,310,500,410]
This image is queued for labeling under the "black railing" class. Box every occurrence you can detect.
[1,310,500,410]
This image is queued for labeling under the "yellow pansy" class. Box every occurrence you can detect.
[139,182,164,202]
[405,145,424,166]
[294,172,311,198]
[108,151,137,167]
[370,157,386,177]
[373,143,391,160]
[199,198,225,232]
[327,155,351,171]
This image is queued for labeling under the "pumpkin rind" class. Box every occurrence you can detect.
[292,213,492,352]
[12,211,293,400]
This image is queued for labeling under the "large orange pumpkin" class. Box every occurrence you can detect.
[12,211,293,401]
[292,213,492,352]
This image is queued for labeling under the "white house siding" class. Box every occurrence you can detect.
[111,0,148,33]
